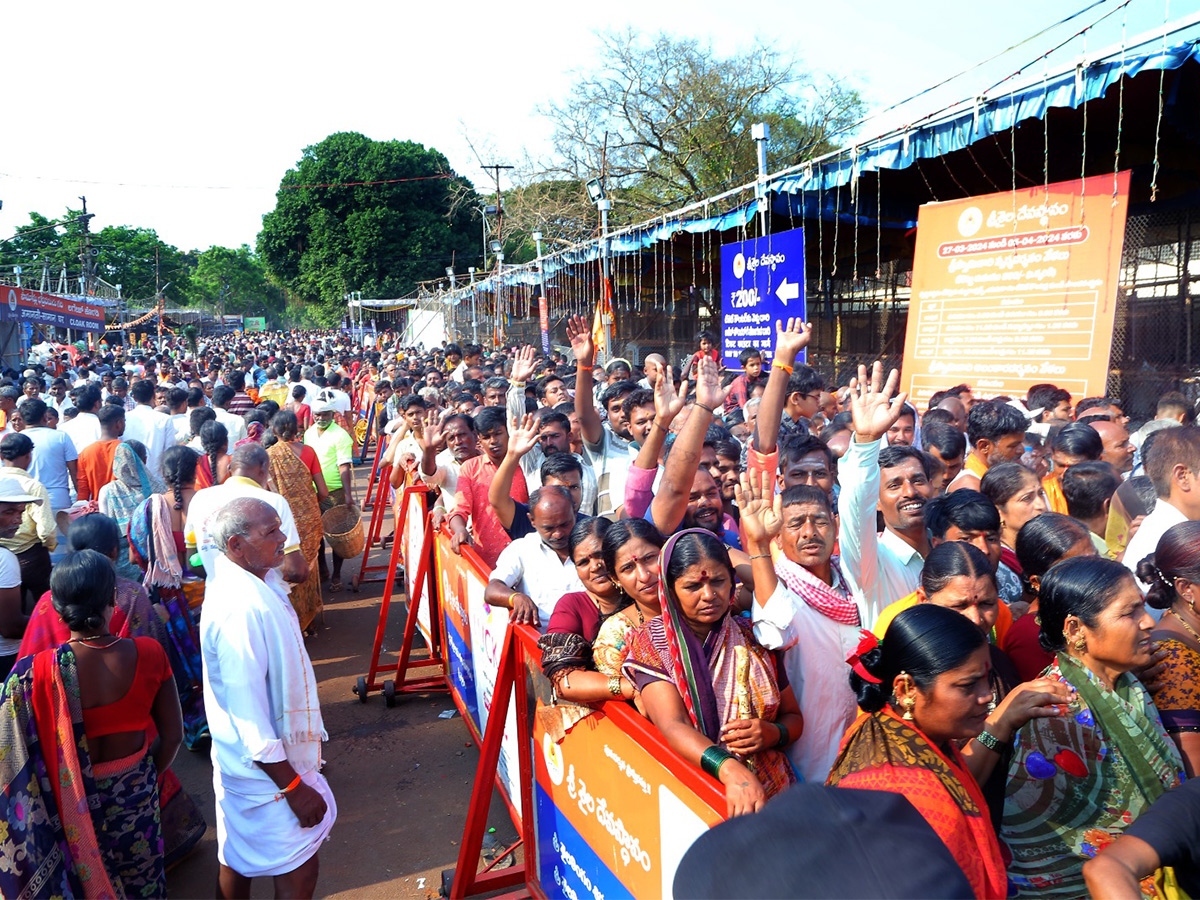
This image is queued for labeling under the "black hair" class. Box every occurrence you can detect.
[1051,423,1103,461]
[445,343,463,357]
[621,388,655,420]
[738,347,762,366]
[534,374,565,401]
[1027,384,1073,421]
[697,330,716,344]
[922,407,958,428]
[51,549,117,633]
[291,384,307,401]
[1038,556,1136,652]
[1157,392,1190,418]
[97,404,126,430]
[189,406,216,436]
[538,411,571,433]
[966,399,1028,447]
[212,385,235,407]
[272,409,300,441]
[605,360,632,376]
[540,452,583,482]
[1138,521,1200,610]
[1061,461,1121,520]
[474,405,507,435]
[1076,397,1118,416]
[921,540,996,595]
[600,518,666,582]
[75,385,101,413]
[779,432,833,471]
[664,531,735,593]
[923,490,1000,539]
[979,461,1039,508]
[850,604,986,713]
[785,365,824,402]
[161,446,198,511]
[401,394,428,412]
[200,420,229,480]
[257,399,280,419]
[67,513,122,558]
[130,379,156,404]
[568,517,612,560]
[779,483,833,516]
[599,380,638,410]
[1014,513,1094,597]
[0,432,33,460]
[921,422,967,461]
[712,438,741,463]
[187,387,205,407]
[483,376,509,394]
[17,398,46,426]
[878,445,932,479]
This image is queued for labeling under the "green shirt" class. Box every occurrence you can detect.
[304,423,353,489]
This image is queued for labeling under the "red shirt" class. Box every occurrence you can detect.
[452,455,528,568]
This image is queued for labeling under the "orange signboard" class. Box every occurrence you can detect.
[899,172,1131,409]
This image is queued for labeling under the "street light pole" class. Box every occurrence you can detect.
[752,122,771,234]
[467,267,478,344]
[598,199,612,364]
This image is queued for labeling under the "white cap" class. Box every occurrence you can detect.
[0,477,42,505]
[311,390,337,414]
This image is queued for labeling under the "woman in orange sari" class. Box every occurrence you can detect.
[828,603,1008,900]
[266,409,327,631]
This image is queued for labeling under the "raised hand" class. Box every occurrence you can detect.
[693,355,731,412]
[508,412,541,459]
[735,470,783,547]
[510,345,537,383]
[653,365,688,424]
[416,409,443,452]
[774,318,812,365]
[565,315,595,368]
[847,361,907,443]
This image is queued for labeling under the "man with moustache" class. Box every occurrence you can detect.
[483,485,582,629]
[837,363,934,626]
[739,476,865,784]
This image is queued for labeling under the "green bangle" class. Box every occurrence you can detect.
[975,729,1005,753]
[775,722,790,749]
[700,745,735,779]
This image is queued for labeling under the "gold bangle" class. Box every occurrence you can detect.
[607,675,623,697]
[508,592,521,608]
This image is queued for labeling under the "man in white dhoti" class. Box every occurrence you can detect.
[200,497,336,898]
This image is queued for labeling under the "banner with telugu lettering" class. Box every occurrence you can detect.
[899,172,1131,408]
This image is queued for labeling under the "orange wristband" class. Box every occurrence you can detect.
[275,774,303,801]
[775,362,794,375]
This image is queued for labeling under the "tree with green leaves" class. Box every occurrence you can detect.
[191,245,284,321]
[257,132,482,324]
[540,30,865,223]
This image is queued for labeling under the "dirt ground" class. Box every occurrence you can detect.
[165,466,520,899]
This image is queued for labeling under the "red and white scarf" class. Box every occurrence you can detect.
[775,553,860,626]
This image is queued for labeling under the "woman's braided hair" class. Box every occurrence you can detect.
[161,445,199,511]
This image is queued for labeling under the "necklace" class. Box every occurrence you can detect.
[1168,607,1200,645]
[71,634,121,650]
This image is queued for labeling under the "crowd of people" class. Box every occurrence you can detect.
[5,316,1200,897]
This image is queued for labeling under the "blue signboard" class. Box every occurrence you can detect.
[534,784,629,900]
[719,227,805,371]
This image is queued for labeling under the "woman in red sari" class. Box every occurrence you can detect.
[828,603,1008,900]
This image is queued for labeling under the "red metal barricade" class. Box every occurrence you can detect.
[352,483,448,706]
[350,456,395,591]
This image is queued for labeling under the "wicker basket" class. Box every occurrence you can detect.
[322,503,365,559]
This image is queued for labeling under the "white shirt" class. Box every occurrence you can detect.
[753,577,863,784]
[329,389,352,414]
[836,438,924,627]
[0,548,23,657]
[583,426,637,519]
[25,426,78,510]
[60,412,101,455]
[506,383,598,516]
[123,404,175,479]
[1123,497,1188,606]
[169,412,191,445]
[214,406,248,445]
[490,531,584,626]
[420,447,463,509]
[183,476,302,576]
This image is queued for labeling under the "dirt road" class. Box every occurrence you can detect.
[166,469,520,898]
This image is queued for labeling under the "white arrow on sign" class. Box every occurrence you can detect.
[775,278,800,305]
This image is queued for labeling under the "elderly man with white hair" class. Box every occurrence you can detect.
[201,497,336,899]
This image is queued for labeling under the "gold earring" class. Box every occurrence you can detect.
[1073,634,1087,654]
[902,697,915,721]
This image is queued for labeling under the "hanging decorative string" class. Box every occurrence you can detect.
[1150,0,1171,201]
[817,178,825,308]
[914,158,940,203]
[876,148,883,281]
[1113,2,1127,203]
[1043,52,1052,206]
[852,147,861,283]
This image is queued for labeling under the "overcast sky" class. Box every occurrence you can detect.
[0,0,1175,257]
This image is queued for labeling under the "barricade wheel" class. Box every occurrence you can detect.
[439,869,454,897]
[384,680,396,707]
[355,675,368,703]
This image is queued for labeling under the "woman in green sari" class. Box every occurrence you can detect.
[1002,556,1183,898]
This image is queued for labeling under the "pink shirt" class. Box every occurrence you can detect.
[452,456,529,568]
